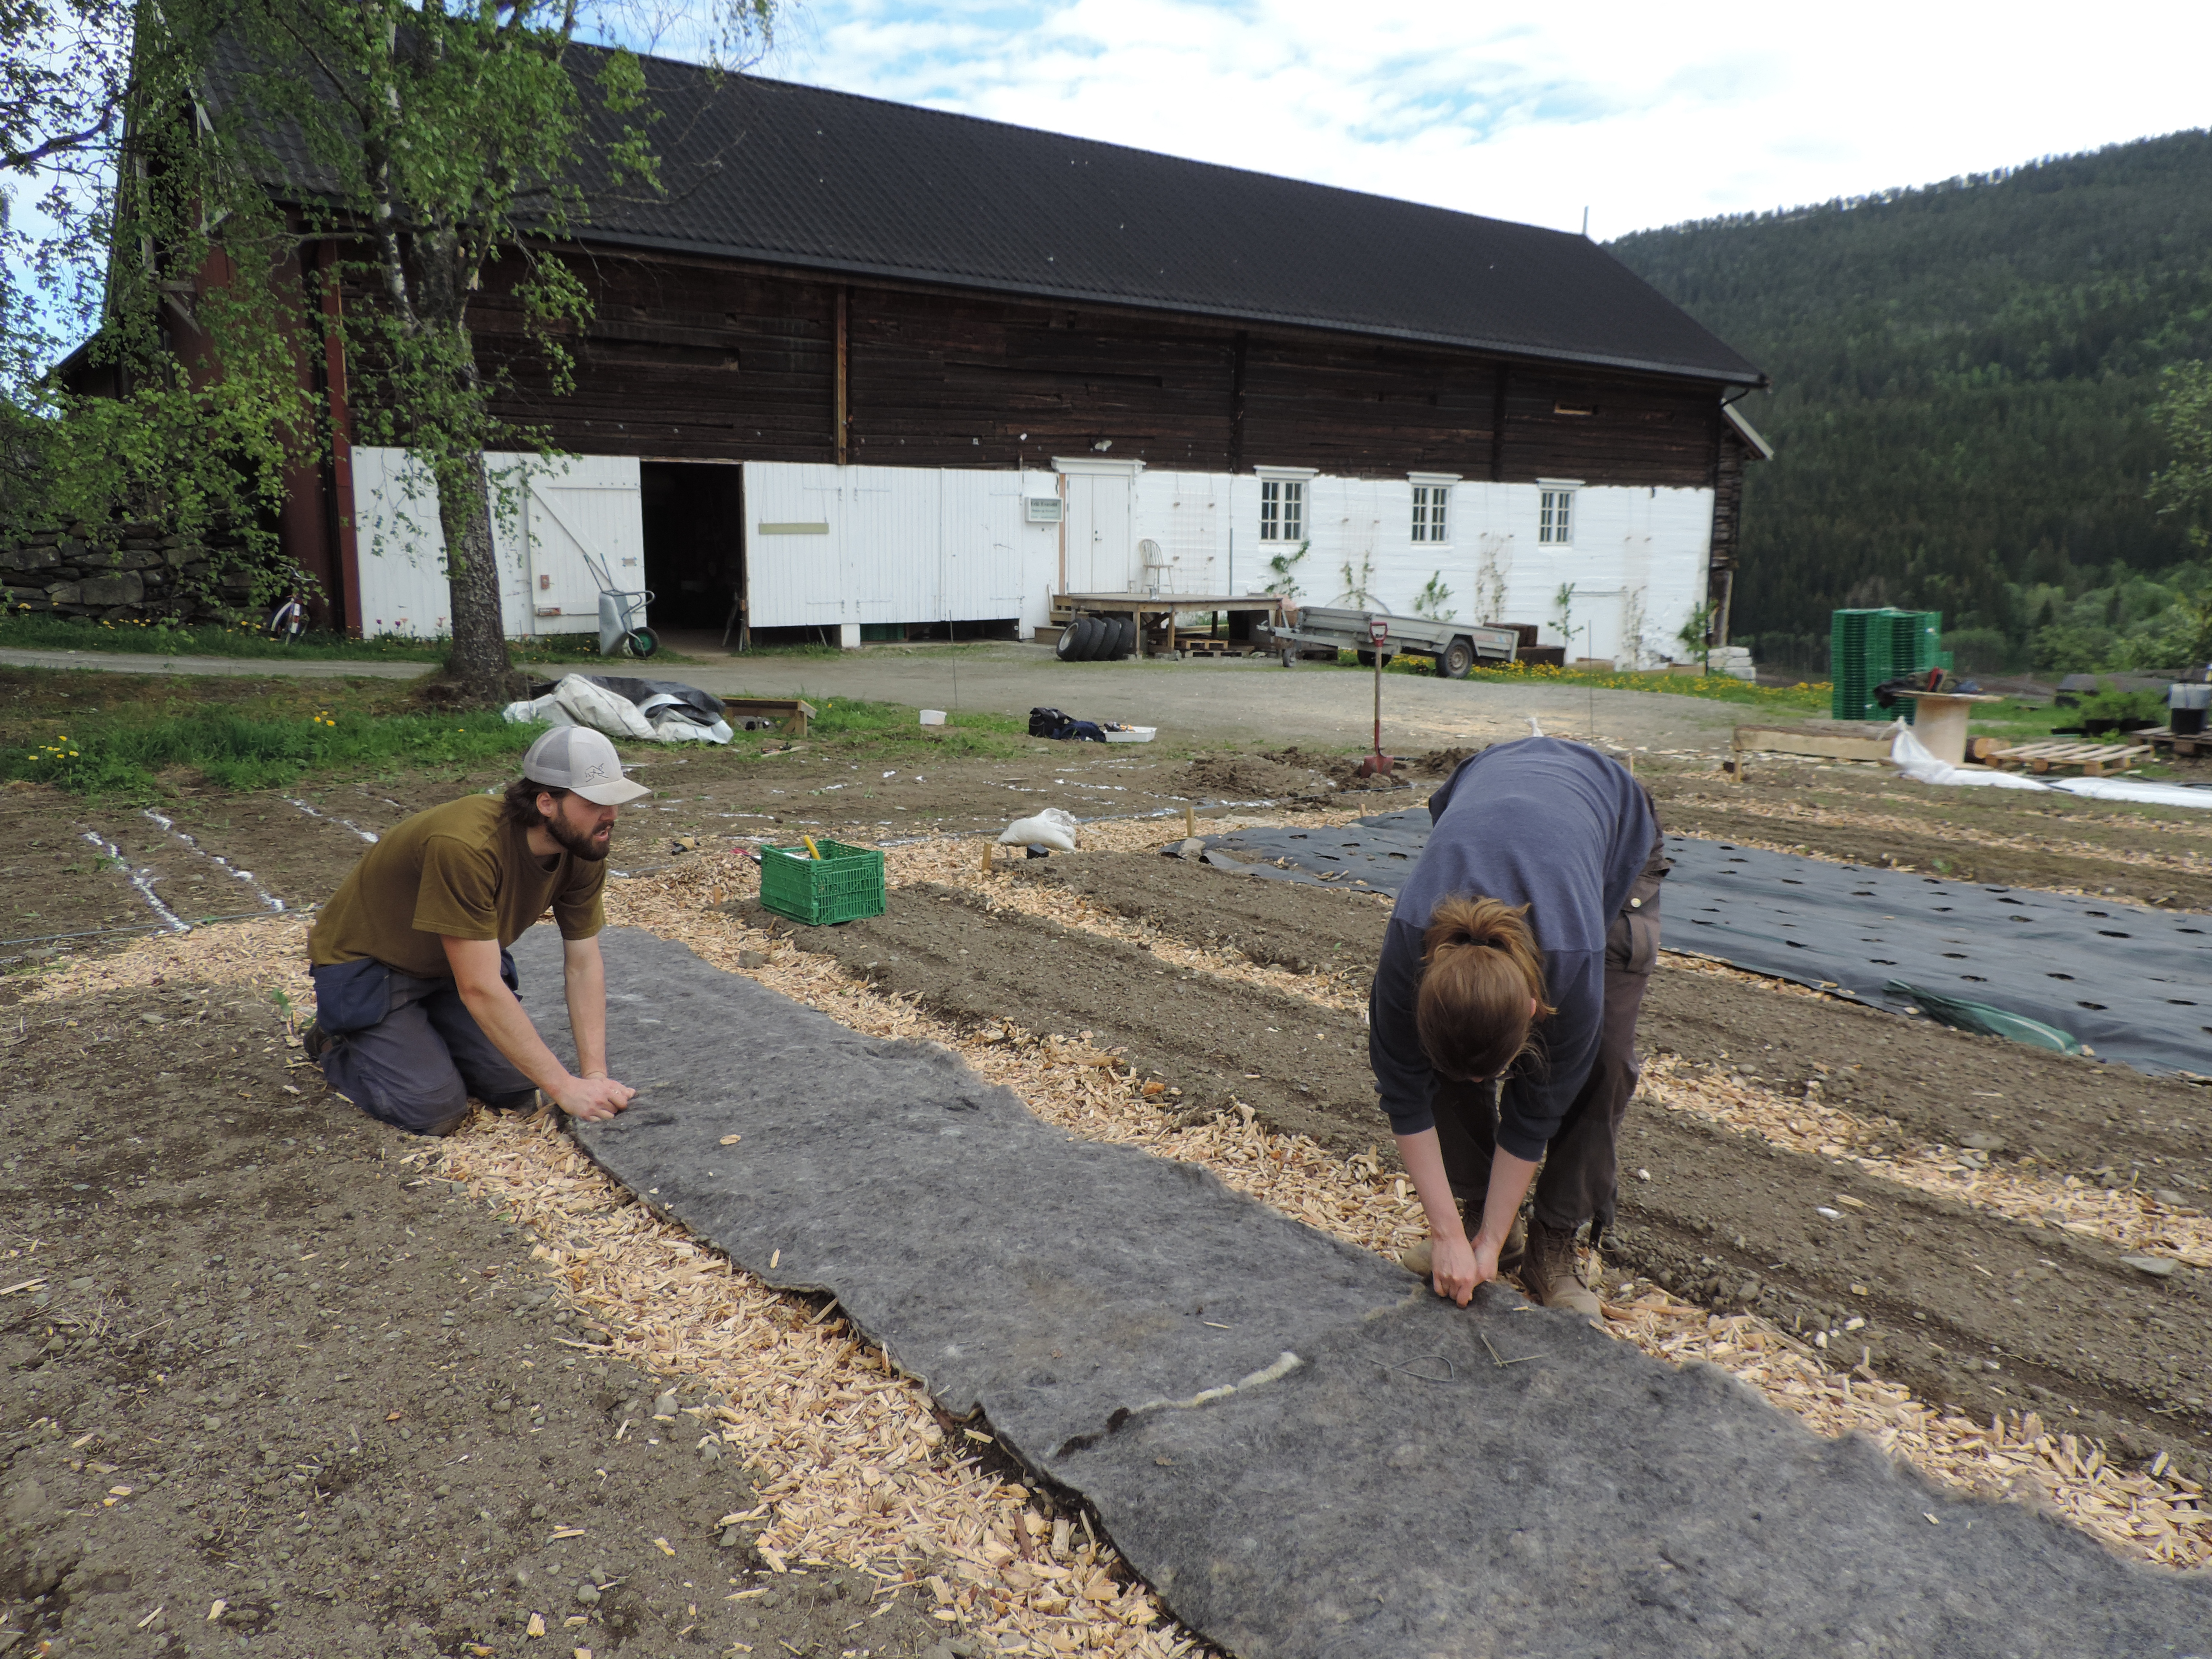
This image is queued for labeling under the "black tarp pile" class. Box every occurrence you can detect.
[1202,811,2212,1075]
[516,928,2212,1657]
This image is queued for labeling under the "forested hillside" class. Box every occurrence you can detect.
[1612,131,2212,672]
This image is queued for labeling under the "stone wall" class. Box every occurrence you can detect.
[1,524,262,622]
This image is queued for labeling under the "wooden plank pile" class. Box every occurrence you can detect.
[2133,726,2208,760]
[1984,739,2152,776]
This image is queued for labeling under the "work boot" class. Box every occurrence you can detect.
[301,1022,330,1062]
[1522,1219,1603,1320]
[1399,1214,1526,1281]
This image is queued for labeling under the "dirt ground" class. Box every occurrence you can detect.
[6,729,2212,1653]
[754,852,2212,1477]
[0,741,1448,965]
[0,979,963,1659]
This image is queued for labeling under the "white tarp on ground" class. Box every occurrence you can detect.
[1890,725,2212,807]
[502,673,733,744]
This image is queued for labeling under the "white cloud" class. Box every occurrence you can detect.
[736,0,2212,236]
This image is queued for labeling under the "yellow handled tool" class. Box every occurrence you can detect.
[802,835,823,861]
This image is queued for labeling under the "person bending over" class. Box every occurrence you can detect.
[303,726,649,1135]
[1368,736,1666,1317]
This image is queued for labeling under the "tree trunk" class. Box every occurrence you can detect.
[438,450,513,704]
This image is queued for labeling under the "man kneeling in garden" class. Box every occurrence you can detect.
[304,726,647,1134]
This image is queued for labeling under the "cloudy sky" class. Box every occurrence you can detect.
[710,0,2212,238]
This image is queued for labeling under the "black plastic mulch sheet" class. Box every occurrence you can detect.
[1204,812,2212,1075]
[515,928,2212,1659]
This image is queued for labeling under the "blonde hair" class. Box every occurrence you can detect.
[1415,895,1554,1082]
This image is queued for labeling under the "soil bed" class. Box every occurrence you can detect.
[1646,766,2212,909]
[755,847,2212,1486]
[9,719,2212,1651]
[0,744,1446,968]
[0,985,964,1658]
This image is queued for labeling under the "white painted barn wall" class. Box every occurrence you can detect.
[743,462,1061,633]
[353,445,1712,665]
[347,448,645,640]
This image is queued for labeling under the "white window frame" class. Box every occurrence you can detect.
[1256,469,1315,543]
[1537,478,1581,547]
[1409,473,1458,545]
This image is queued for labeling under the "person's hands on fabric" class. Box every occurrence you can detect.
[552,1073,635,1121]
[1429,1233,1483,1307]
[443,934,637,1120]
[1469,1229,1505,1293]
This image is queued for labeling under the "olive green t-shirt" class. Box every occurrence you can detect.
[309,795,605,977]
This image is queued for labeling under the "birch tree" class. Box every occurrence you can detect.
[225,0,773,700]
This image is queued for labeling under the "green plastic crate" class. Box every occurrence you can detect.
[759,838,886,926]
[1829,607,1944,721]
[1829,609,1897,721]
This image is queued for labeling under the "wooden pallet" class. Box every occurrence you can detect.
[1178,636,1243,657]
[1986,739,2153,776]
[2136,726,2209,759]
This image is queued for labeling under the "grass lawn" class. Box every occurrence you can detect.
[1331,650,1837,717]
[806,698,1030,757]
[0,612,696,666]
[0,670,1033,800]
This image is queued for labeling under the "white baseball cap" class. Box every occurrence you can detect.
[521,726,652,806]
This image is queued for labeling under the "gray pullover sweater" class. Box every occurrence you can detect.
[1367,738,1657,1159]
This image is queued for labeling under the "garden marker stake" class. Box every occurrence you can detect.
[1356,615,1394,778]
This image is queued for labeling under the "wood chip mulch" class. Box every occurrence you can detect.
[1640,1053,2212,1270]
[20,836,2206,1631]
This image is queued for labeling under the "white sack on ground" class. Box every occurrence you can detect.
[647,711,735,743]
[636,692,734,745]
[501,673,659,742]
[1000,808,1080,851]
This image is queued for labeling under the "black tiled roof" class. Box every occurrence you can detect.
[208,37,1763,386]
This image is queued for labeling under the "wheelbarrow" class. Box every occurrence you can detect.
[582,547,657,657]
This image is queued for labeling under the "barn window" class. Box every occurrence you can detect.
[1260,479,1304,542]
[1539,488,1575,545]
[1411,484,1450,544]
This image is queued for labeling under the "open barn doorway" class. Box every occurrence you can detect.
[639,462,744,642]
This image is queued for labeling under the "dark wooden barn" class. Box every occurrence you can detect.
[208,43,1768,653]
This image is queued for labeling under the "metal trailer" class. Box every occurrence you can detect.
[1270,606,1520,677]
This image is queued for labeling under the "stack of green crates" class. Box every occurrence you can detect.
[759,838,887,925]
[1830,608,1943,721]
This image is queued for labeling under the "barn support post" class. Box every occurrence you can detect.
[1489,365,1508,482]
[272,223,340,628]
[834,285,850,466]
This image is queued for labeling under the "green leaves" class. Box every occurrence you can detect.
[1412,572,1455,623]
[1613,133,2212,647]
[598,48,664,197]
[2150,360,2212,554]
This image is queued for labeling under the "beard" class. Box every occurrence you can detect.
[545,808,613,863]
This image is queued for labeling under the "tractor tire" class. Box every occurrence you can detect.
[1111,617,1136,659]
[1073,616,1108,660]
[1054,621,1086,661]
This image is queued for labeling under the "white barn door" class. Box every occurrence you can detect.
[348,448,642,640]
[499,456,645,637]
[347,446,462,639]
[1063,472,1133,592]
